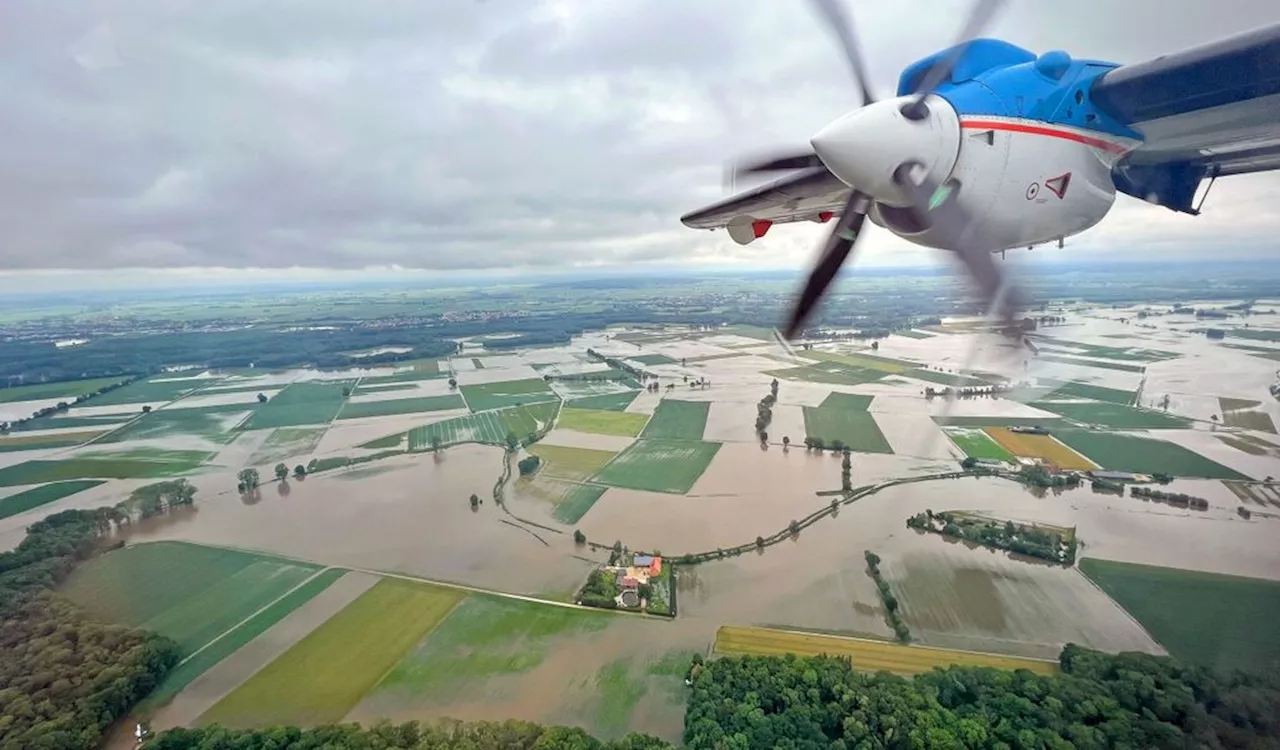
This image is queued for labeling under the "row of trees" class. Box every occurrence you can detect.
[755,380,777,440]
[150,719,671,749]
[683,645,1280,749]
[863,551,910,642]
[0,374,142,433]
[1131,485,1210,510]
[0,509,181,749]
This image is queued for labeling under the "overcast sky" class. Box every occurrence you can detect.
[1,0,1278,291]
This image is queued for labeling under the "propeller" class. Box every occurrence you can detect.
[770,0,1010,341]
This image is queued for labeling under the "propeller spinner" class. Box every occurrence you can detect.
[729,0,1016,341]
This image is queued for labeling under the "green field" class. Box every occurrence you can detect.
[0,480,104,519]
[357,370,447,386]
[1053,430,1248,479]
[61,541,319,655]
[640,399,709,440]
[0,451,210,487]
[558,407,649,437]
[905,369,991,387]
[529,444,618,481]
[11,413,133,433]
[764,363,887,386]
[368,593,612,699]
[94,403,252,444]
[407,412,503,448]
[460,378,558,412]
[799,350,913,373]
[337,395,464,420]
[819,392,875,411]
[591,438,721,494]
[141,568,348,709]
[802,407,893,454]
[0,376,128,404]
[0,430,105,452]
[248,426,330,466]
[1020,380,1136,405]
[1034,354,1146,373]
[1030,401,1191,429]
[942,428,1015,461]
[1080,559,1280,674]
[551,484,609,524]
[1030,338,1180,361]
[566,391,640,411]
[631,353,677,365]
[1223,409,1278,433]
[242,381,354,430]
[352,382,420,395]
[200,579,465,728]
[88,376,215,406]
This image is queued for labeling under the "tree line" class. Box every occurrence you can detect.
[0,509,181,750]
[684,644,1280,749]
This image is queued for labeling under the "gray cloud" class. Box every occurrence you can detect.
[0,0,1278,273]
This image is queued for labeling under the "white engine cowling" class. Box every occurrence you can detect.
[871,116,1118,251]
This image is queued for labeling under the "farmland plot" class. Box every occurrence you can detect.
[591,439,721,493]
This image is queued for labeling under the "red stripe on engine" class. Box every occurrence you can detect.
[961,119,1129,154]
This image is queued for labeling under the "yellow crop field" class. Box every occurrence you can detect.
[714,626,1058,676]
[984,428,1097,470]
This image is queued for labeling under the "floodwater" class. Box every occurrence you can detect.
[120,447,596,596]
[13,316,1280,740]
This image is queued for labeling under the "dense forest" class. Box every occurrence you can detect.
[148,720,672,749]
[684,647,1280,749]
[0,510,180,750]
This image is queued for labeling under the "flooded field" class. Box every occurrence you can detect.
[10,315,1280,740]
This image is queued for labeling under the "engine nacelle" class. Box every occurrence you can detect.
[870,118,1120,251]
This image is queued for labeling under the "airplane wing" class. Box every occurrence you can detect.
[1090,24,1280,214]
[679,166,851,242]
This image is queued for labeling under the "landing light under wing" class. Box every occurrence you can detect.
[1091,24,1280,213]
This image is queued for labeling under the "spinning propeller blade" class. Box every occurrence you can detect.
[901,0,1006,119]
[809,0,876,106]
[782,191,870,340]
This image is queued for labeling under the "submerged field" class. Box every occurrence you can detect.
[1080,559,1280,674]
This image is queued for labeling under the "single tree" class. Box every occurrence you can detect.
[256,393,268,403]
[430,434,443,452]
[469,493,480,510]
[142,405,152,413]
[447,377,458,390]
[294,464,307,479]
[871,340,880,351]
[275,463,289,482]
[782,435,790,450]
[755,536,765,549]
[238,467,260,490]
[341,386,352,398]
[505,432,520,452]
[574,529,587,545]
